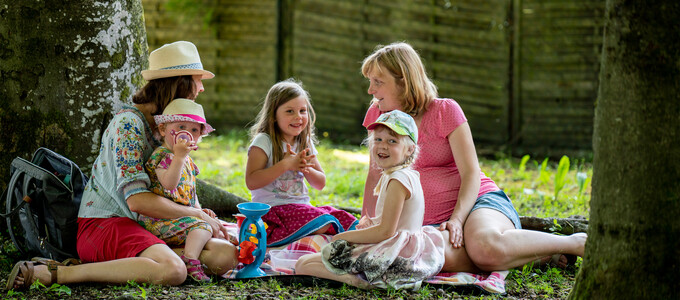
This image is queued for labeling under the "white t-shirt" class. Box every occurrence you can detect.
[248,133,318,207]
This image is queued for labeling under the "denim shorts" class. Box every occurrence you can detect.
[470,190,522,229]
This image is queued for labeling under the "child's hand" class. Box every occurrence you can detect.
[356,215,374,229]
[173,138,198,158]
[283,144,315,172]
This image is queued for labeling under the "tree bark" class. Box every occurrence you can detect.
[570,1,680,298]
[0,0,147,189]
[196,178,248,216]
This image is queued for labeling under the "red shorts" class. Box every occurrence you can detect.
[77,217,165,263]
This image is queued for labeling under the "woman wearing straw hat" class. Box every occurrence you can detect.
[6,41,238,290]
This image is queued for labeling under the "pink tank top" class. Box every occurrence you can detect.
[363,99,499,225]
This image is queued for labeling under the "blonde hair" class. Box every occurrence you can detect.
[361,42,438,116]
[363,125,419,168]
[250,78,317,164]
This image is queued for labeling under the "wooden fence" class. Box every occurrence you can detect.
[142,0,604,157]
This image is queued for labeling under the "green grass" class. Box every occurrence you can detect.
[0,130,592,299]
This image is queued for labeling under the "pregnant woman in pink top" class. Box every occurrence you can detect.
[359,42,587,272]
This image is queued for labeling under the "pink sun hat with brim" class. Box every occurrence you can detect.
[154,98,215,136]
[141,41,215,81]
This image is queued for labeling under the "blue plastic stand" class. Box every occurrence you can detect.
[235,202,270,278]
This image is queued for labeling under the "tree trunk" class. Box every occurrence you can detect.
[195,178,248,216]
[570,1,680,298]
[0,0,147,189]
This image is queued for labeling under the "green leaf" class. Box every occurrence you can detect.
[554,156,570,200]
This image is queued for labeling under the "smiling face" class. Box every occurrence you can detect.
[371,125,414,169]
[275,96,309,144]
[366,68,404,113]
[160,121,203,148]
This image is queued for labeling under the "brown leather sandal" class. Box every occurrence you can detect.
[31,256,81,266]
[5,260,59,291]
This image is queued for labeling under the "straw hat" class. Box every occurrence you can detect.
[153,99,215,135]
[142,41,215,80]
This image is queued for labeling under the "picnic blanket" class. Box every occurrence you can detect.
[222,223,507,295]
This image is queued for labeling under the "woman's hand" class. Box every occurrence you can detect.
[439,219,465,248]
[202,208,216,218]
[198,209,229,238]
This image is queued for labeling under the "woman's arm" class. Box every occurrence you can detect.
[440,122,481,247]
[333,179,407,244]
[127,192,228,238]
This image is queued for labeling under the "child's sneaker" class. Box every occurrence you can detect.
[181,255,212,283]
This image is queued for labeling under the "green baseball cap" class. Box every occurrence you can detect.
[367,110,418,143]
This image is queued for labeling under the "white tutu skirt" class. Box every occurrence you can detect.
[321,226,445,290]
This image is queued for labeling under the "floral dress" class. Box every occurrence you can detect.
[137,146,211,245]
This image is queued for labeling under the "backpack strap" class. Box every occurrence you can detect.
[1,161,31,218]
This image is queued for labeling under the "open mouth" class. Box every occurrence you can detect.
[377,153,389,159]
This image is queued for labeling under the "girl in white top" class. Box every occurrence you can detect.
[296,110,445,290]
[245,79,357,247]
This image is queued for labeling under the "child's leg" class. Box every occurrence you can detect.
[313,224,332,234]
[295,253,373,289]
[183,228,212,259]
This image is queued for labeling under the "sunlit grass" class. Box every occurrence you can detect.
[193,130,591,219]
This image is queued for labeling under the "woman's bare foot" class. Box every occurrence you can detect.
[29,265,55,286]
[7,263,55,290]
[572,232,587,256]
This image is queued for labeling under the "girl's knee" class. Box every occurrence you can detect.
[313,224,332,234]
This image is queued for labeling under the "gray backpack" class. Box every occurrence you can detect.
[1,148,87,261]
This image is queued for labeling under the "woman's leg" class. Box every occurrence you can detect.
[438,230,482,273]
[295,253,372,289]
[26,244,187,286]
[463,208,587,271]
